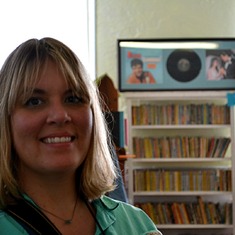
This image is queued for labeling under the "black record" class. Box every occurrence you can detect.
[166,49,201,82]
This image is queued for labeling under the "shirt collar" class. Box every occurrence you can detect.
[92,196,119,234]
[23,193,119,235]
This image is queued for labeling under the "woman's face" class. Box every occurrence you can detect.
[213,59,219,66]
[10,60,93,177]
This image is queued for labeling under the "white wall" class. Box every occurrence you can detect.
[96,0,235,87]
[0,0,95,78]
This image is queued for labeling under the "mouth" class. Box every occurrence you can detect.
[41,136,75,144]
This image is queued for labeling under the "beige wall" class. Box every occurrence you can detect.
[96,0,235,88]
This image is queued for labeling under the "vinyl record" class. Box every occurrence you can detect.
[166,49,201,82]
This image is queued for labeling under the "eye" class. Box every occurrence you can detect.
[25,97,43,107]
[65,95,84,104]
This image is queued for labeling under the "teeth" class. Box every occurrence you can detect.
[43,137,72,143]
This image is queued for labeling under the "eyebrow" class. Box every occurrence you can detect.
[31,88,45,95]
[30,88,74,96]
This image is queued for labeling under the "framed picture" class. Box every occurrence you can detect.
[118,38,235,91]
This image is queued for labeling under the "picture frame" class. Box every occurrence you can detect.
[118,38,235,92]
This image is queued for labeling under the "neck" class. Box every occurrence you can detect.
[19,170,79,208]
[36,196,79,225]
[22,183,81,227]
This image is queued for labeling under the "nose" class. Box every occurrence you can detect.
[46,102,72,125]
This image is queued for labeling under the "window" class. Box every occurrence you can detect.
[0,0,95,78]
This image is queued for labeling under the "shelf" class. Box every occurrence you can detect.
[157,224,234,229]
[131,124,230,129]
[123,90,231,100]
[126,158,232,170]
[129,158,232,163]
[123,91,235,235]
[133,191,232,197]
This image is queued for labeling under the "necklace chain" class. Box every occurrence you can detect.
[38,197,78,225]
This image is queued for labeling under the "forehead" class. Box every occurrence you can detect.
[36,60,68,86]
[133,64,142,68]
[19,60,78,101]
[20,62,67,97]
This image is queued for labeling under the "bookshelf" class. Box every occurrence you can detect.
[123,91,235,235]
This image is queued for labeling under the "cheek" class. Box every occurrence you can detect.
[134,68,142,75]
[76,108,93,135]
[11,112,40,144]
[133,68,138,73]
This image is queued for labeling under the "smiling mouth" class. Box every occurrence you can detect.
[42,136,74,144]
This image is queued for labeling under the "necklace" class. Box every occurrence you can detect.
[38,197,78,225]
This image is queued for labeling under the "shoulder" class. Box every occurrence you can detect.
[0,210,28,234]
[97,195,142,213]
[127,74,138,83]
[93,196,162,234]
[145,71,154,76]
[143,71,155,83]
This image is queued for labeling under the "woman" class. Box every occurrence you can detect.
[207,57,225,80]
[0,38,162,235]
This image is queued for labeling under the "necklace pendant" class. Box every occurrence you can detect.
[65,219,72,224]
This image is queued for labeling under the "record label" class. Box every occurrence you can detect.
[167,49,201,82]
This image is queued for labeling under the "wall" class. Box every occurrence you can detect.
[96,0,235,88]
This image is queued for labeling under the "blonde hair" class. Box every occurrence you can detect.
[0,37,116,208]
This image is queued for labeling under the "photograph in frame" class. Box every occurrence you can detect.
[118,38,235,92]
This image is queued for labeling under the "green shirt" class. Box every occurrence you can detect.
[0,195,162,235]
